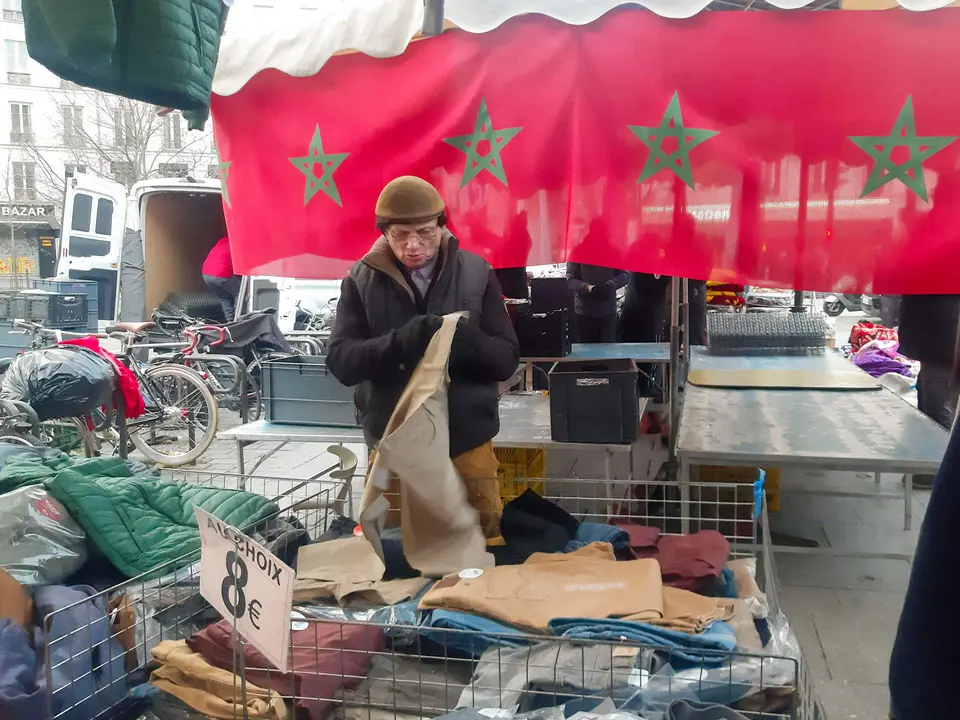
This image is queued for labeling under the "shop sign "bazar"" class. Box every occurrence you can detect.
[195,507,295,672]
[0,203,55,221]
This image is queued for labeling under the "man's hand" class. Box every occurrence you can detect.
[586,284,595,293]
[394,314,442,361]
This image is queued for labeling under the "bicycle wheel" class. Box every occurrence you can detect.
[40,417,98,458]
[245,358,264,422]
[129,364,219,466]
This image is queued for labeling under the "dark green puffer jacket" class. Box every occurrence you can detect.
[44,458,280,578]
[21,0,228,128]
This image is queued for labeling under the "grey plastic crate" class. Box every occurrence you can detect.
[261,355,360,427]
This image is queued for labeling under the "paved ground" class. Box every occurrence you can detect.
[184,309,917,719]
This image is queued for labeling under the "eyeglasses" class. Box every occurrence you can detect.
[388,226,439,244]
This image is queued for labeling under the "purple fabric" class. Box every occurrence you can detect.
[851,341,913,378]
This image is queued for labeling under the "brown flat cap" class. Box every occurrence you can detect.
[375,176,445,223]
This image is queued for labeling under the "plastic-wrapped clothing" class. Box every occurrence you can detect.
[0,345,115,421]
[59,335,146,418]
[0,444,64,494]
[34,584,130,720]
[360,312,493,577]
[0,486,86,586]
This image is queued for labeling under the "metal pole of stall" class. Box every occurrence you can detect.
[422,0,445,35]
[235,275,250,321]
[681,278,691,379]
[668,277,681,455]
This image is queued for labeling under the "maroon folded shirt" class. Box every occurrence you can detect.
[616,524,730,593]
[187,619,385,719]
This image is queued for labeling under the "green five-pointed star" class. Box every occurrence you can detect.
[217,157,232,208]
[443,99,523,188]
[289,126,350,207]
[848,96,956,203]
[629,92,718,189]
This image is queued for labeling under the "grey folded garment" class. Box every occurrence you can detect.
[668,699,750,720]
[337,653,474,720]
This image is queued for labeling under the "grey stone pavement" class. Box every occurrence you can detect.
[179,312,920,720]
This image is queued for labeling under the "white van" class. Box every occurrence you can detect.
[56,173,342,327]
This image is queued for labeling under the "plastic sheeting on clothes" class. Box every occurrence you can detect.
[1,345,115,421]
[0,485,86,586]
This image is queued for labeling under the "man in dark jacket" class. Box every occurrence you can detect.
[326,176,519,537]
[566,263,629,343]
[897,294,960,487]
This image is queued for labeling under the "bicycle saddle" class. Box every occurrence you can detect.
[106,322,156,334]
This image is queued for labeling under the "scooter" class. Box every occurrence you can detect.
[822,293,861,317]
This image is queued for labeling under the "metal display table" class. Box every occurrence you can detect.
[221,393,648,480]
[521,342,670,363]
[677,352,949,543]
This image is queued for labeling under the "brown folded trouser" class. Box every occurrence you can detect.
[150,641,287,720]
[369,440,503,538]
[420,542,663,632]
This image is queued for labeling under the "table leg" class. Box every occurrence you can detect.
[875,472,882,486]
[605,449,613,517]
[904,474,913,531]
[236,439,245,476]
[680,455,690,535]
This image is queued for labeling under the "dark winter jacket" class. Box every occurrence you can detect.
[898,295,960,367]
[327,233,519,457]
[566,263,629,318]
[890,416,959,719]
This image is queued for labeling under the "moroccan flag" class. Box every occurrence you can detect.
[211,8,960,292]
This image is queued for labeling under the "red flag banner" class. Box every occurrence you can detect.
[211,8,960,291]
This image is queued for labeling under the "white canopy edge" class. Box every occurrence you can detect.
[213,0,954,97]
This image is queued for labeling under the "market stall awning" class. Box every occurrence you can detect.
[211,0,960,291]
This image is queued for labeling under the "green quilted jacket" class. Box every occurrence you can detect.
[45,458,280,578]
[21,0,228,128]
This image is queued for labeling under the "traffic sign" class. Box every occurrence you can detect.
[195,507,294,672]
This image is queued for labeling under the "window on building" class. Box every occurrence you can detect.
[9,102,32,143]
[4,39,27,70]
[111,160,136,187]
[1,0,23,22]
[113,107,135,147]
[62,105,84,145]
[207,163,220,179]
[4,39,28,83]
[162,114,183,150]
[12,161,35,201]
[64,163,87,176]
[158,163,189,178]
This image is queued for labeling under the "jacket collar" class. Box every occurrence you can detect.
[361,229,458,301]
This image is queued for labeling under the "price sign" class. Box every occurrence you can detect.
[195,507,294,672]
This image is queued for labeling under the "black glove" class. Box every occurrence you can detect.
[593,283,612,301]
[450,318,484,371]
[394,314,442,362]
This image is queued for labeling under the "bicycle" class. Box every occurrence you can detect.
[9,320,219,466]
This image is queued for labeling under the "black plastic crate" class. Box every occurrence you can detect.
[549,359,639,444]
[29,279,99,330]
[511,306,571,358]
[22,292,88,328]
[261,355,360,427]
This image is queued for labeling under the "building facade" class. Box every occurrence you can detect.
[0,0,217,278]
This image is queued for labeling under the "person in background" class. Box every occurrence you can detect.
[326,176,519,537]
[566,263,629,343]
[898,294,960,488]
[202,235,240,321]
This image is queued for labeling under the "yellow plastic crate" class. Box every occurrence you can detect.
[699,465,781,512]
[495,447,546,501]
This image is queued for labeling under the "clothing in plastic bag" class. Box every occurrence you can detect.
[0,485,86,586]
[1,345,115,421]
[59,336,146,418]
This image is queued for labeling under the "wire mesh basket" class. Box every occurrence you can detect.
[37,468,354,720]
[706,312,829,356]
[38,475,827,720]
